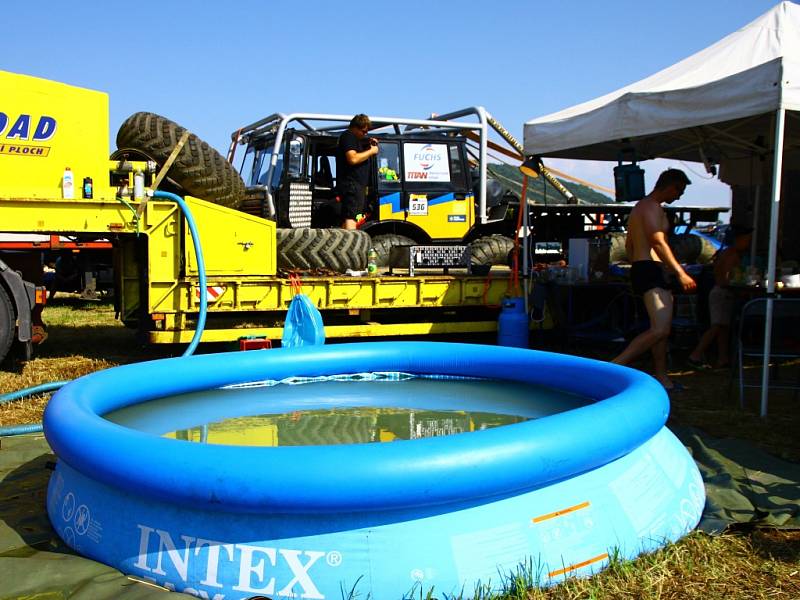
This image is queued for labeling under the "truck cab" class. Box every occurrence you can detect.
[237,126,477,244]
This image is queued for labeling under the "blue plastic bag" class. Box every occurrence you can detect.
[281,293,325,348]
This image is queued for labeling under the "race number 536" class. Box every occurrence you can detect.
[409,195,428,216]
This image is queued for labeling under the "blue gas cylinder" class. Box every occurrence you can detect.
[497,296,529,348]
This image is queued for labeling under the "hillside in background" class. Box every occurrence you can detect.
[487,163,614,204]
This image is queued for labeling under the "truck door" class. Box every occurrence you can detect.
[374,141,403,223]
[309,138,341,228]
[400,141,472,242]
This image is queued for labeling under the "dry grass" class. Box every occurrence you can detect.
[0,356,117,425]
[522,530,800,600]
[0,296,166,426]
[667,361,800,464]
[2,299,799,599]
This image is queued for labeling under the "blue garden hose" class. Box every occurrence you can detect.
[0,423,44,436]
[0,191,207,436]
[153,190,208,358]
[0,382,72,436]
[0,381,69,403]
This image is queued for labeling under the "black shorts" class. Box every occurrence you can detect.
[339,179,366,220]
[630,260,671,296]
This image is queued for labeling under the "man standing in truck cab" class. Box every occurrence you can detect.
[336,114,379,229]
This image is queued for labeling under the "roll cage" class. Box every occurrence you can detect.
[228,108,496,224]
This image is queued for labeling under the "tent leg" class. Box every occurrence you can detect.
[760,107,786,418]
[522,175,530,315]
[750,184,760,268]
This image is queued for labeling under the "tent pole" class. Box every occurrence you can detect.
[750,184,760,268]
[523,176,530,314]
[760,107,786,418]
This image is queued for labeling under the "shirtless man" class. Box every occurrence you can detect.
[612,169,696,391]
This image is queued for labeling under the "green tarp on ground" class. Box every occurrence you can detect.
[671,425,800,533]
[1,428,799,598]
[0,435,193,600]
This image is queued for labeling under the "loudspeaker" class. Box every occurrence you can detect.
[614,163,645,202]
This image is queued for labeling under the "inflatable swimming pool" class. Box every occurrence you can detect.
[44,342,704,599]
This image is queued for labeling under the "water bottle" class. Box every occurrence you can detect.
[62,167,74,199]
[133,170,145,201]
[367,248,378,275]
[82,177,93,199]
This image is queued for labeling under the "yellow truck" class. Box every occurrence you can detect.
[0,70,516,364]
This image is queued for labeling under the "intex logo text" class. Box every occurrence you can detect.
[133,524,330,599]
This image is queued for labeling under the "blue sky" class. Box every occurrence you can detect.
[3,0,783,209]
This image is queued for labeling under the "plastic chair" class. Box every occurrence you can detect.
[566,289,646,355]
[671,293,702,350]
[735,297,800,409]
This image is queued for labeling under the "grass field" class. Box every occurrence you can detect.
[1,297,799,599]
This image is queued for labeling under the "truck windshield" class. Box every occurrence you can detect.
[248,142,285,189]
[246,137,304,189]
[239,146,257,184]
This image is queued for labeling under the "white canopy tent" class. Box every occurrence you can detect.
[524,1,800,416]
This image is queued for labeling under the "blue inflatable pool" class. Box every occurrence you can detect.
[44,342,704,599]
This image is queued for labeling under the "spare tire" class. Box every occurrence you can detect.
[0,284,15,366]
[277,228,370,272]
[116,112,245,209]
[669,233,717,265]
[609,232,628,263]
[609,232,717,265]
[470,235,515,266]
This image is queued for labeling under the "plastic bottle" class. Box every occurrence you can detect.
[62,167,74,199]
[133,170,145,201]
[82,177,93,199]
[367,248,378,275]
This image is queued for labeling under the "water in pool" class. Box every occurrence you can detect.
[105,376,590,447]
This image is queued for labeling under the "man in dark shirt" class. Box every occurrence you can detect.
[336,114,379,229]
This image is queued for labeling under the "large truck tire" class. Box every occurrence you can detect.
[277,228,370,272]
[116,112,245,210]
[609,232,628,263]
[370,234,416,267]
[470,235,515,266]
[669,233,717,265]
[609,232,716,265]
[0,285,15,366]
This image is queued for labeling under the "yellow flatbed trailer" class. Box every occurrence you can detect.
[3,194,512,345]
